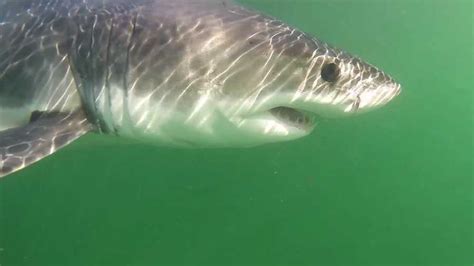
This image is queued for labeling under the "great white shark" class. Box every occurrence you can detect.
[0,0,401,178]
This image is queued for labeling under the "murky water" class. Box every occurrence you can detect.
[1,0,472,265]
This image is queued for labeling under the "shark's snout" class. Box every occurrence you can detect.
[346,81,401,113]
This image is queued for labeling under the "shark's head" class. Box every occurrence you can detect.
[103,2,401,147]
[213,35,402,145]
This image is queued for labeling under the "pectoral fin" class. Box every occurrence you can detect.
[0,110,92,178]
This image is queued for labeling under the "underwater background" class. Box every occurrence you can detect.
[1,0,472,265]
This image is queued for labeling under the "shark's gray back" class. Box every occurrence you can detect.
[0,0,277,131]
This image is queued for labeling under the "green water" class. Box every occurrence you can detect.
[1,0,472,265]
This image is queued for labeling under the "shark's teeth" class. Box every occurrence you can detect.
[269,107,316,129]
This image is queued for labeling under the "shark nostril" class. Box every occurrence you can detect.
[354,96,361,111]
[345,96,361,113]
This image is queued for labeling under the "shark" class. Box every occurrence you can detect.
[0,0,401,178]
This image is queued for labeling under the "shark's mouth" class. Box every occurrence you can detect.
[232,105,322,139]
[267,106,319,131]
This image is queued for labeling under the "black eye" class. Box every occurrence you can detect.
[321,63,340,83]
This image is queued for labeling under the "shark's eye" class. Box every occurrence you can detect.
[321,63,340,83]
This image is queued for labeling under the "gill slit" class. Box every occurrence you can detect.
[122,12,138,130]
[104,16,116,134]
[68,17,98,132]
[88,13,102,131]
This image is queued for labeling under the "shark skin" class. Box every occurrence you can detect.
[0,0,401,178]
